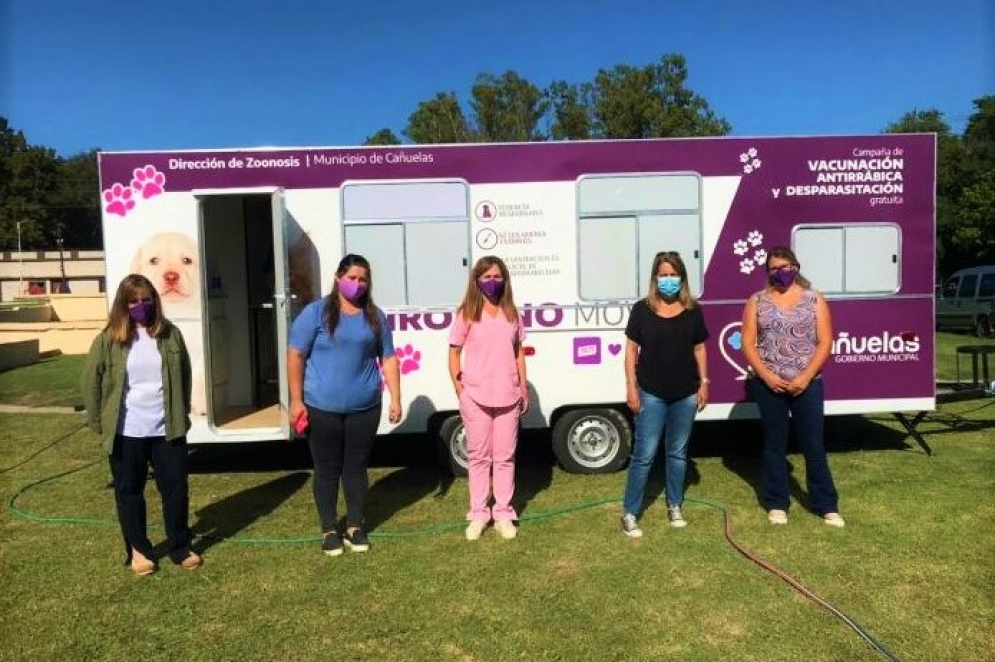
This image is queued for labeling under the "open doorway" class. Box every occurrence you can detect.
[199,194,282,431]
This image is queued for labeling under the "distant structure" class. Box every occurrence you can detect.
[0,249,106,302]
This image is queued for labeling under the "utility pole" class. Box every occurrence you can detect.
[57,236,68,293]
[16,220,28,296]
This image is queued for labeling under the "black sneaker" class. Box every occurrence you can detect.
[321,531,344,557]
[343,528,370,552]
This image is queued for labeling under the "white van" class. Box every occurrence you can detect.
[936,265,995,337]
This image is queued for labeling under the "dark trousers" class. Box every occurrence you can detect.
[109,434,193,564]
[306,405,381,532]
[748,378,839,515]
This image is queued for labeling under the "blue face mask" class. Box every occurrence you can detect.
[657,275,682,298]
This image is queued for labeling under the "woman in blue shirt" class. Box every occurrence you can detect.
[288,254,402,556]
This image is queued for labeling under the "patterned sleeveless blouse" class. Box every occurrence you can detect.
[755,289,819,380]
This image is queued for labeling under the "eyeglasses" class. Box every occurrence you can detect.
[767,264,794,273]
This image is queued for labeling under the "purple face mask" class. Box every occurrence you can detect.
[478,278,505,299]
[128,302,155,325]
[338,278,368,301]
[769,268,797,288]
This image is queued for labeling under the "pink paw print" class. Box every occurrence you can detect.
[103,183,136,217]
[131,165,166,199]
[396,344,422,375]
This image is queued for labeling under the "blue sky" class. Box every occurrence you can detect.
[2,0,992,156]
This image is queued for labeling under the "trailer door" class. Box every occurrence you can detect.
[271,191,292,438]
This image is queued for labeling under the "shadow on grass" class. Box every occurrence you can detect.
[190,471,310,553]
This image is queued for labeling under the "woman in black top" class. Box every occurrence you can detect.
[620,251,709,538]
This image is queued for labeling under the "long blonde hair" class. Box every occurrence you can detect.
[457,255,519,323]
[105,274,167,344]
[646,251,697,309]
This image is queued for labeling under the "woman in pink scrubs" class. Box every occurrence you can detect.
[448,256,528,541]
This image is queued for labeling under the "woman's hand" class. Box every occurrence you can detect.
[786,374,812,396]
[626,386,641,414]
[388,398,403,424]
[696,383,709,411]
[763,372,791,394]
[519,387,530,416]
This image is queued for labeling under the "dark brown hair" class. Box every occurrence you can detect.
[323,254,382,355]
[765,246,812,289]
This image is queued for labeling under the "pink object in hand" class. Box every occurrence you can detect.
[293,410,309,435]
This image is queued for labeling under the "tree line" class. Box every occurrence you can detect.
[1,54,991,277]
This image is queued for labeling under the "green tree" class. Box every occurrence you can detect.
[363,128,401,146]
[546,80,592,141]
[54,150,101,249]
[885,109,968,274]
[470,71,549,142]
[587,54,731,138]
[404,92,474,144]
[0,117,62,251]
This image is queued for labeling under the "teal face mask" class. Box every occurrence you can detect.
[656,275,681,298]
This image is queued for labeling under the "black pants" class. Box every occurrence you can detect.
[109,434,193,564]
[307,405,381,532]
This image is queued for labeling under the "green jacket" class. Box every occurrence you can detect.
[81,322,193,453]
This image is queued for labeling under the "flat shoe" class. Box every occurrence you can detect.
[180,552,203,570]
[768,509,788,525]
[823,512,846,528]
[131,559,156,576]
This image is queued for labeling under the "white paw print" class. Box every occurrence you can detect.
[753,248,767,265]
[747,230,763,246]
[733,239,749,256]
[740,148,762,174]
[739,258,757,274]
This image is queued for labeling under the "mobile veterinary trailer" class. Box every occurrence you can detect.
[98,135,936,473]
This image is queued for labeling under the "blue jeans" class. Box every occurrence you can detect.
[748,377,839,515]
[622,390,698,516]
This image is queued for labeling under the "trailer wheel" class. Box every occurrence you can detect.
[551,408,631,474]
[976,315,993,338]
[436,414,469,478]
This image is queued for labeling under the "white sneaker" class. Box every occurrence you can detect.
[620,514,643,538]
[465,520,487,541]
[823,512,846,528]
[768,509,788,525]
[668,505,688,528]
[494,520,518,539]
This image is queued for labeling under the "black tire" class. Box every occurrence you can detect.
[551,408,631,474]
[976,315,993,339]
[436,414,468,478]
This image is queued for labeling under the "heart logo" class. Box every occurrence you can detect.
[718,321,749,380]
[608,343,622,356]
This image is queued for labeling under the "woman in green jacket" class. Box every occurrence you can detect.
[82,274,202,576]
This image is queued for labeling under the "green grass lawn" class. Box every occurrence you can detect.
[1,400,992,661]
[0,354,86,407]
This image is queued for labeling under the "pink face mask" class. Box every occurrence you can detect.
[338,278,368,301]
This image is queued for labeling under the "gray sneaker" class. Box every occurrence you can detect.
[620,514,643,538]
[668,505,688,528]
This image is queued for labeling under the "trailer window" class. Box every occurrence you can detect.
[577,174,703,301]
[793,223,901,296]
[342,181,470,307]
[979,274,995,298]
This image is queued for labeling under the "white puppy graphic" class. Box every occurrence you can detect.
[130,231,202,319]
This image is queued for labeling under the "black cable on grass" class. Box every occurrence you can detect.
[7,450,904,661]
[0,422,87,474]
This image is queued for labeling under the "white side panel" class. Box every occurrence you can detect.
[345,224,406,306]
[405,222,468,307]
[795,227,844,292]
[578,216,637,300]
[845,225,900,293]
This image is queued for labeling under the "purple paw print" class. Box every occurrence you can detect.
[131,165,166,199]
[103,183,136,217]
[396,344,421,375]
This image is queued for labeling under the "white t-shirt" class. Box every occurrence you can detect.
[118,327,166,438]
